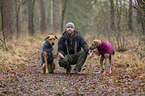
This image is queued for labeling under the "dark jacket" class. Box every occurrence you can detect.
[41,40,54,65]
[58,31,89,56]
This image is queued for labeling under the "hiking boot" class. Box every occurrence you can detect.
[66,67,71,74]
[49,72,54,74]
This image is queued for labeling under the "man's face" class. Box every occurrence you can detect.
[66,26,74,35]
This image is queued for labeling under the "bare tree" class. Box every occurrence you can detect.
[116,0,122,32]
[61,0,67,32]
[14,0,28,38]
[1,0,13,40]
[27,0,35,36]
[15,0,20,39]
[0,0,6,47]
[51,0,53,30]
[39,0,46,34]
[128,0,133,31]
[137,0,145,34]
[53,0,60,30]
[110,0,116,31]
[59,0,62,33]
[134,0,145,34]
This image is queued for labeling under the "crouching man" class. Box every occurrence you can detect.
[58,22,89,74]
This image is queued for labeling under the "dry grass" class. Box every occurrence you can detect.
[0,34,45,73]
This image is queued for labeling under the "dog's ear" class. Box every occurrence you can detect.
[93,40,98,44]
[54,36,57,39]
[44,36,50,40]
[94,39,102,45]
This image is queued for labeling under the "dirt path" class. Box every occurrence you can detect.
[0,50,144,96]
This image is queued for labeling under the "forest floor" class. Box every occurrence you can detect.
[0,34,145,96]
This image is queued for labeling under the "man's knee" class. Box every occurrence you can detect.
[59,57,69,67]
[78,50,87,58]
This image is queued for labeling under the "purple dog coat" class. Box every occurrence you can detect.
[98,40,114,55]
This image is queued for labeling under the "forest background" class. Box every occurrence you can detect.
[0,0,145,42]
[0,0,145,95]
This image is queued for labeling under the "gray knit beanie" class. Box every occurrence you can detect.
[65,22,75,30]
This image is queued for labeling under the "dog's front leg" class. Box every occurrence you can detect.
[99,56,104,73]
[52,50,58,59]
[43,51,49,74]
[109,54,112,74]
[44,57,49,74]
[103,57,107,75]
[103,54,109,75]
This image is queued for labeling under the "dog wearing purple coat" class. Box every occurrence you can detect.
[89,39,115,74]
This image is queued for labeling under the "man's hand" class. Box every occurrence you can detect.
[88,49,91,55]
[58,52,65,58]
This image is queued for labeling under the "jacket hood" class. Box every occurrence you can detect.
[62,31,79,39]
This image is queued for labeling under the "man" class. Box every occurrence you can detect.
[58,22,89,74]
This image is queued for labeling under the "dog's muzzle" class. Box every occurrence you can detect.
[52,42,55,45]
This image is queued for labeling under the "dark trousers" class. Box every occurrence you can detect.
[59,50,87,72]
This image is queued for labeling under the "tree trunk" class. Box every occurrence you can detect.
[140,13,145,34]
[1,0,12,40]
[40,0,46,34]
[53,0,60,30]
[0,1,6,47]
[51,0,53,30]
[128,0,133,31]
[123,0,128,31]
[116,0,122,32]
[138,0,145,34]
[115,0,123,50]
[136,0,141,31]
[15,0,21,39]
[59,0,62,33]
[110,0,115,31]
[61,0,67,32]
[27,0,34,36]
[134,0,145,34]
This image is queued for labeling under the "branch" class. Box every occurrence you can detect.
[20,0,28,6]
[141,0,145,4]
[133,5,142,13]
[137,0,145,9]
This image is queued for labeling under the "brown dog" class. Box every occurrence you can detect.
[41,35,58,74]
[89,39,115,74]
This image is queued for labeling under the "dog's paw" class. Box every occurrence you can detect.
[42,70,45,74]
[46,70,49,74]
